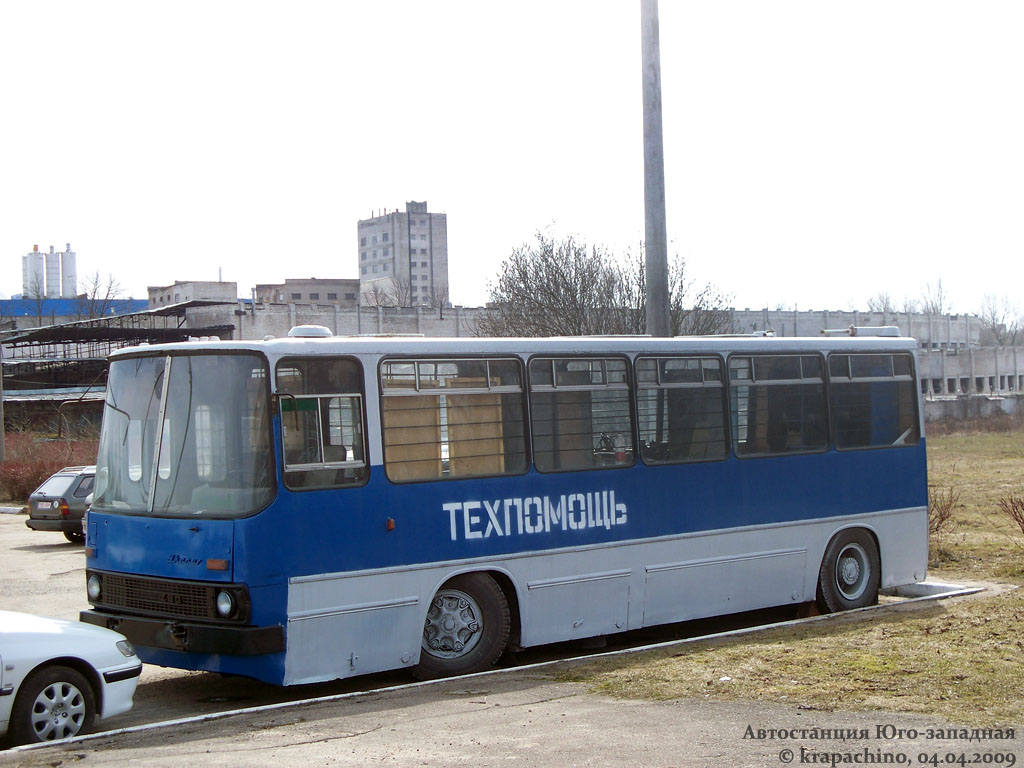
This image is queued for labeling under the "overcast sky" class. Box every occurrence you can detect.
[2,1,1021,315]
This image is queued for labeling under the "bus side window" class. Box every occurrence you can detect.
[276,358,368,490]
[636,357,727,464]
[828,353,920,450]
[380,358,527,483]
[529,357,635,472]
[729,355,827,457]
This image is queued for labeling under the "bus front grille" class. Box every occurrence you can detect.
[102,574,216,620]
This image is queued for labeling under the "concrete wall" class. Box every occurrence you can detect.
[193,304,988,349]
[923,394,1021,423]
[185,302,485,340]
[732,309,982,349]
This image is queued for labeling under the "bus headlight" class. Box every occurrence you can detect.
[87,574,102,601]
[215,590,236,618]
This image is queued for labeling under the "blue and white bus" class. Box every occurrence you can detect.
[80,329,928,685]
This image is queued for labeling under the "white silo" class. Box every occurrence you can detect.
[22,246,45,298]
[61,244,77,297]
[45,246,62,298]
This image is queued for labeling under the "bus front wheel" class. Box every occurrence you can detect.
[413,573,510,680]
[816,529,880,613]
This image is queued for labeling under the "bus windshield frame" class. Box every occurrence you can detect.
[92,351,276,519]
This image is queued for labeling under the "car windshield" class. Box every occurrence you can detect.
[93,352,275,518]
[33,474,77,497]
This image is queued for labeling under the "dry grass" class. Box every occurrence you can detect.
[559,590,1024,727]
[927,430,1024,580]
[557,429,1024,726]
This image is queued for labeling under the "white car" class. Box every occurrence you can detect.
[0,611,141,746]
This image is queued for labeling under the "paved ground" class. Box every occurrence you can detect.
[4,670,1022,767]
[2,508,1021,765]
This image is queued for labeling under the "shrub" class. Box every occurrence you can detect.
[928,484,960,536]
[997,495,1024,539]
[0,433,99,502]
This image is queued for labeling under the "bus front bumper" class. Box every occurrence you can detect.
[80,609,285,656]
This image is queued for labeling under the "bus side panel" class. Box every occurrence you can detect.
[279,501,925,684]
[872,506,929,588]
[285,571,423,684]
[643,545,807,627]
[525,568,631,641]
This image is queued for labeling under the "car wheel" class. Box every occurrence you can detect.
[64,530,85,544]
[412,573,510,680]
[8,665,96,745]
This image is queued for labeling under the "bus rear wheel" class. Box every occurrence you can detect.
[816,529,880,613]
[413,573,510,680]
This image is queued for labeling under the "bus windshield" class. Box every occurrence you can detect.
[93,353,275,518]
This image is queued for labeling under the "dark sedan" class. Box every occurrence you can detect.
[25,465,95,544]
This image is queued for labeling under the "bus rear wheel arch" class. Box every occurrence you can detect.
[816,528,880,613]
[413,572,511,680]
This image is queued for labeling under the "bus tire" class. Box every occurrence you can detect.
[413,573,510,680]
[816,528,880,613]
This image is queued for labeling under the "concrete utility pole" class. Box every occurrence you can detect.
[641,0,671,337]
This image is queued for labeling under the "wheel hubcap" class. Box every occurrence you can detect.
[30,681,86,741]
[835,542,870,601]
[422,588,483,659]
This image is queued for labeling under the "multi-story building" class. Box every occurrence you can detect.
[254,278,359,306]
[357,201,449,306]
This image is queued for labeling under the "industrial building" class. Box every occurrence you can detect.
[21,244,77,299]
[254,278,360,306]
[147,280,238,306]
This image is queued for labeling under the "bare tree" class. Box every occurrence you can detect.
[613,247,734,335]
[866,292,896,314]
[979,294,1022,346]
[674,279,734,336]
[900,296,920,314]
[75,272,124,319]
[476,235,620,336]
[423,286,451,317]
[362,282,394,308]
[387,277,413,308]
[921,280,950,315]
[476,234,733,337]
[25,275,48,327]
